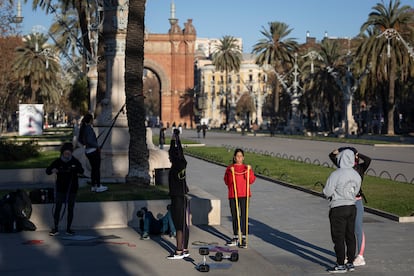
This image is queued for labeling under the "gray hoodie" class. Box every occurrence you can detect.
[323,149,361,208]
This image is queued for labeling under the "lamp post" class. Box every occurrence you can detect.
[249,73,268,126]
[11,0,24,24]
[264,53,303,134]
[327,43,370,136]
[377,28,414,60]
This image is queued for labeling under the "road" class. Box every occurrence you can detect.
[179,129,414,184]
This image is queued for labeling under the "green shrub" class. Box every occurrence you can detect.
[0,140,40,161]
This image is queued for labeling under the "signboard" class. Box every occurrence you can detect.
[19,104,44,136]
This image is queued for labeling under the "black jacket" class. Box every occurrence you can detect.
[46,156,84,194]
[168,138,189,196]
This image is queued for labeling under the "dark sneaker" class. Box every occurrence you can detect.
[346,262,355,272]
[328,265,347,273]
[66,229,75,235]
[239,238,247,248]
[49,228,59,236]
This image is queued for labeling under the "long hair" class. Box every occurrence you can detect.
[78,114,93,144]
[232,148,244,164]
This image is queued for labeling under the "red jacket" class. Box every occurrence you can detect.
[224,164,256,199]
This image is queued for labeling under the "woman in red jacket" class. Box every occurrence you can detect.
[224,148,256,248]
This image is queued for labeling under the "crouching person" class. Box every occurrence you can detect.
[137,205,176,240]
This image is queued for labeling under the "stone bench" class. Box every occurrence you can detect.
[29,185,220,231]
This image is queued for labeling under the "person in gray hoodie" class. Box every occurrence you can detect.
[323,149,361,273]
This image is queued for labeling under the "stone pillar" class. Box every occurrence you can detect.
[94,0,130,181]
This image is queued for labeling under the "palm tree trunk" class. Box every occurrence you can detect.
[125,0,150,185]
[387,55,396,136]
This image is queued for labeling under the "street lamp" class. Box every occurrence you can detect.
[327,43,370,136]
[263,53,303,134]
[11,0,23,24]
[377,28,414,60]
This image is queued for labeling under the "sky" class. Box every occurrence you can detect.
[16,0,414,53]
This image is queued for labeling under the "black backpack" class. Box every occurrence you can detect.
[0,190,36,232]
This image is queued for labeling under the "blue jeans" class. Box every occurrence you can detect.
[143,210,176,235]
[355,198,364,256]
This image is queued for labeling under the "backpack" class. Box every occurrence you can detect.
[0,190,36,233]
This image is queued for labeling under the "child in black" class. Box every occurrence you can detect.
[46,142,84,236]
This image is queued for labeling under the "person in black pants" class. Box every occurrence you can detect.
[167,128,190,259]
[46,142,84,236]
[78,113,108,193]
[324,149,361,273]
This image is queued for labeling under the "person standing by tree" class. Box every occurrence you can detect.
[167,129,190,259]
[224,148,256,248]
[324,149,361,273]
[46,143,84,236]
[329,147,371,267]
[78,113,108,193]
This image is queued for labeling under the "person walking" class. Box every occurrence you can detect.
[329,147,371,267]
[324,149,361,273]
[167,128,190,259]
[46,142,84,236]
[78,113,108,193]
[159,127,166,149]
[201,123,207,138]
[224,148,256,248]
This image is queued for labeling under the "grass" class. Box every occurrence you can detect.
[0,151,60,169]
[184,146,414,217]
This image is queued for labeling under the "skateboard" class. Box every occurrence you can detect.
[199,246,239,262]
[197,247,233,272]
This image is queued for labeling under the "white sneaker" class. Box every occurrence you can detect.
[167,253,185,260]
[226,238,238,247]
[353,255,366,266]
[95,185,108,193]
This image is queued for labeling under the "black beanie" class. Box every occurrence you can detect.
[60,142,74,153]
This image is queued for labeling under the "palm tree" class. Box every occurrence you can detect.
[300,40,344,132]
[13,32,61,104]
[124,0,149,185]
[212,35,242,125]
[360,0,414,135]
[252,21,298,123]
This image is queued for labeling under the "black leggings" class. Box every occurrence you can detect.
[170,196,189,251]
[54,192,76,230]
[86,150,101,186]
[229,197,248,236]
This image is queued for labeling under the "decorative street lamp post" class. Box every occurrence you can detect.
[327,46,370,136]
[264,53,303,134]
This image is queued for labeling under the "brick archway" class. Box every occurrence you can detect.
[144,19,196,128]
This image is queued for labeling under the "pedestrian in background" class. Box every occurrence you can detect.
[329,147,371,267]
[46,142,84,236]
[159,127,166,149]
[324,149,361,273]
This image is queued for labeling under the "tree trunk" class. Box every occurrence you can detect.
[125,0,150,185]
[387,54,396,136]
